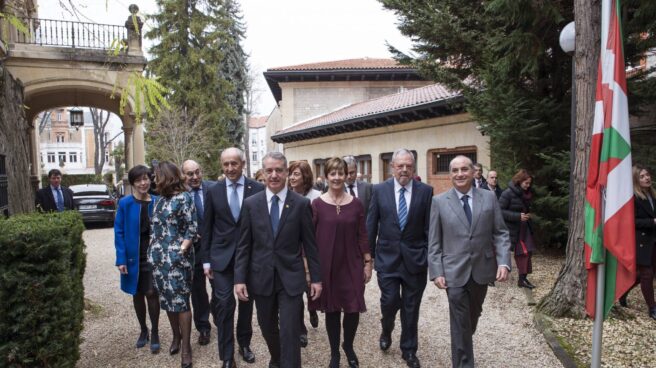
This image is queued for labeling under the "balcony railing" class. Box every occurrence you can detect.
[14,18,127,50]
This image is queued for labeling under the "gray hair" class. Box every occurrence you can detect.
[343,155,357,168]
[221,147,246,162]
[262,151,287,167]
[473,162,483,170]
[449,155,474,170]
[392,148,415,164]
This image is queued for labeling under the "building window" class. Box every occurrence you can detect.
[40,153,44,163]
[252,151,258,161]
[431,149,477,175]
[313,158,326,180]
[58,152,66,163]
[47,152,55,163]
[56,133,64,143]
[105,151,110,162]
[380,151,417,182]
[69,153,77,163]
[355,155,372,183]
[57,112,62,121]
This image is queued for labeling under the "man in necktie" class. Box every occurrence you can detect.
[428,155,511,368]
[235,152,321,368]
[202,148,264,368]
[182,160,215,347]
[472,163,487,189]
[366,149,433,368]
[343,155,372,220]
[35,169,74,213]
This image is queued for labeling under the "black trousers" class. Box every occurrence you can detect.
[191,263,211,333]
[377,266,427,355]
[210,266,254,361]
[253,273,303,368]
[445,277,488,368]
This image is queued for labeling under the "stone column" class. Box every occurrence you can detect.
[132,119,145,165]
[123,125,134,170]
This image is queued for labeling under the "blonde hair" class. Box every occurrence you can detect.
[633,164,656,200]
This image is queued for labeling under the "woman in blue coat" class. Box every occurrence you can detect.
[115,165,160,353]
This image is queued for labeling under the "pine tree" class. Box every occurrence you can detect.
[145,0,248,176]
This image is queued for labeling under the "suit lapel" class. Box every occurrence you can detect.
[470,188,484,232]
[217,180,235,225]
[447,188,471,230]
[407,180,421,222]
[258,192,275,241]
[386,180,400,224]
[275,193,294,240]
[356,181,365,199]
[46,187,56,209]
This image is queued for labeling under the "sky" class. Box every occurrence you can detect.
[38,0,414,116]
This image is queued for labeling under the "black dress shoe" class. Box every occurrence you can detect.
[239,346,256,363]
[517,279,534,289]
[309,310,319,328]
[300,334,308,348]
[649,308,656,320]
[268,362,280,368]
[222,359,236,368]
[402,353,421,368]
[150,330,160,354]
[135,329,149,348]
[169,339,181,355]
[342,343,359,368]
[198,331,210,346]
[379,333,391,351]
[329,354,340,368]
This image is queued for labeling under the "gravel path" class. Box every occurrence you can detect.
[79,227,561,367]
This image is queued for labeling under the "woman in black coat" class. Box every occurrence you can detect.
[621,165,656,318]
[499,169,536,289]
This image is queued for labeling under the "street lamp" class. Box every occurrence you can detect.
[559,21,576,222]
[69,107,84,130]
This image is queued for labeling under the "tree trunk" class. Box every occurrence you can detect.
[538,0,601,318]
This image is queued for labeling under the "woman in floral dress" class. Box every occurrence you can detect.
[149,161,198,368]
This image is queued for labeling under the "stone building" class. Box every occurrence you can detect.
[247,116,268,176]
[264,58,490,193]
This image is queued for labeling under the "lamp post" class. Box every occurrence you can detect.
[69,107,84,130]
[559,21,576,222]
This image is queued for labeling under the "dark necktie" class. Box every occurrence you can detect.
[193,187,203,221]
[398,187,408,231]
[461,194,472,226]
[55,187,64,212]
[229,182,241,222]
[348,184,356,197]
[270,195,280,237]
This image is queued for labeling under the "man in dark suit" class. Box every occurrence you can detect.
[481,170,503,199]
[428,155,511,368]
[235,152,322,368]
[343,155,372,219]
[202,148,264,368]
[367,148,433,368]
[472,163,487,189]
[182,160,214,347]
[35,168,74,212]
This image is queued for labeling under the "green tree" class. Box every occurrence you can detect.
[146,0,248,176]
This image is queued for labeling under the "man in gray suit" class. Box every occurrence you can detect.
[428,155,511,368]
[343,155,372,219]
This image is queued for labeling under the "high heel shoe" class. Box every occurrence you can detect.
[169,338,181,355]
[342,343,359,368]
[150,330,160,354]
[135,329,149,348]
[181,348,192,368]
[328,354,340,368]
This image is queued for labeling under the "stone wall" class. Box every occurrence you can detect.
[0,62,34,214]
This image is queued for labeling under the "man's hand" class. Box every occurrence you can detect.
[496,266,509,282]
[117,265,127,274]
[204,268,214,280]
[235,283,249,301]
[310,282,322,301]
[434,276,447,289]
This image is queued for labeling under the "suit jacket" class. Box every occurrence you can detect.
[481,182,503,199]
[428,187,511,288]
[190,180,215,266]
[366,178,433,275]
[234,190,321,297]
[202,177,264,272]
[35,185,74,212]
[635,195,656,266]
[351,181,372,220]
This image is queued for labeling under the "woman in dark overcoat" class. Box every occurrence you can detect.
[498,169,537,289]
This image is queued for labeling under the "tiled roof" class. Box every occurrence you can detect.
[274,83,460,138]
[248,116,267,128]
[268,58,407,71]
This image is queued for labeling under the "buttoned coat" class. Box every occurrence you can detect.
[635,195,656,266]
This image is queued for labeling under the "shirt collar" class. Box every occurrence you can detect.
[394,178,412,194]
[455,186,474,199]
[227,175,245,187]
[50,185,60,191]
[266,186,288,204]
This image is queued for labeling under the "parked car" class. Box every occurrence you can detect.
[70,184,116,226]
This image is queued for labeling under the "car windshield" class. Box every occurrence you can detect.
[71,185,109,196]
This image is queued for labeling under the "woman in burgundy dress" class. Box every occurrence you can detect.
[312,157,372,368]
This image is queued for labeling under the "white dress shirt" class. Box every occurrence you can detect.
[393,179,412,213]
[266,187,288,219]
[226,175,246,207]
[345,182,359,198]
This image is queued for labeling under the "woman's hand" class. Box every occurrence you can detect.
[117,265,128,274]
[520,213,531,222]
[363,261,373,284]
[180,239,192,254]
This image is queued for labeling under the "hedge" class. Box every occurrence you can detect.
[0,211,86,367]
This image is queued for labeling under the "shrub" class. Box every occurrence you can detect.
[0,211,86,367]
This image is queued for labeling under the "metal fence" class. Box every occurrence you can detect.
[15,18,127,50]
[0,155,8,217]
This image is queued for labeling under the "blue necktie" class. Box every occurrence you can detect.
[229,183,241,222]
[270,195,280,237]
[193,188,203,221]
[461,194,472,226]
[398,187,408,231]
[55,187,64,212]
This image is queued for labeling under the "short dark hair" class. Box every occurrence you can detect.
[288,161,314,196]
[324,157,346,178]
[155,161,187,198]
[128,165,151,186]
[48,169,62,178]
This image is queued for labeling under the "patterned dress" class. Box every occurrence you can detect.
[149,191,198,312]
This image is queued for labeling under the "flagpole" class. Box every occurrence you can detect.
[591,261,605,368]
